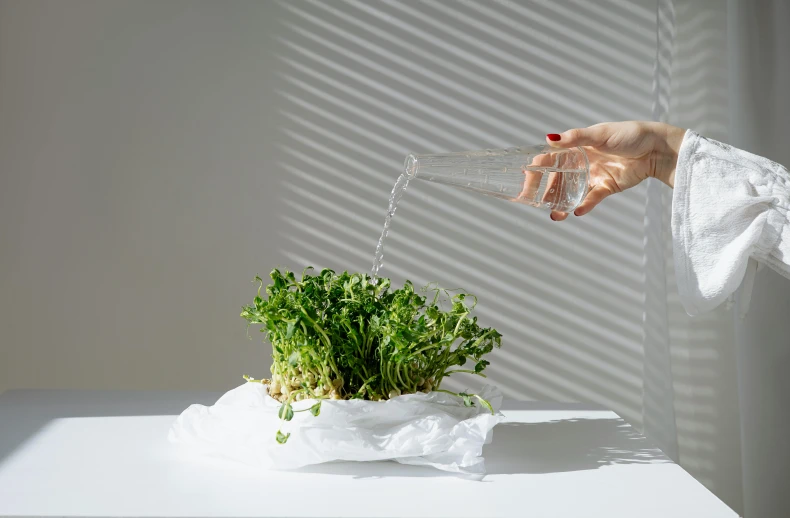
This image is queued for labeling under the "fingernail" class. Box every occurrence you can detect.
[574,209,581,216]
[547,133,561,142]
[550,214,557,221]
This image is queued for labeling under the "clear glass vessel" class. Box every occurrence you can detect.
[405,145,589,212]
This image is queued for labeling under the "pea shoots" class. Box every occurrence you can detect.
[240,268,502,443]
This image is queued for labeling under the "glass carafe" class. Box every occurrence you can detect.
[404,145,589,212]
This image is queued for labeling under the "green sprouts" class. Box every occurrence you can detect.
[241,268,502,443]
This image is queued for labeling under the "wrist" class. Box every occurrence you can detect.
[650,123,685,188]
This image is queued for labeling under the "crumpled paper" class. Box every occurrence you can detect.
[169,382,504,475]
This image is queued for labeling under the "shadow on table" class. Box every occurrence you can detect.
[296,414,670,479]
[484,418,670,475]
[0,390,219,467]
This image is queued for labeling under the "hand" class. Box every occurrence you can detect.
[544,121,685,221]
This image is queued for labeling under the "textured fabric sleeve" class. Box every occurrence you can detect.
[671,130,790,316]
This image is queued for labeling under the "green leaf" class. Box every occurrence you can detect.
[276,430,290,444]
[279,403,294,421]
[460,392,474,407]
[475,395,495,415]
[310,401,321,416]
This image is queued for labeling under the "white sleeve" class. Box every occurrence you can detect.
[671,130,790,316]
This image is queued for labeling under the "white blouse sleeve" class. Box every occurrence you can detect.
[671,130,790,316]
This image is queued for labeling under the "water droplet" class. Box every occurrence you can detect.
[549,189,555,193]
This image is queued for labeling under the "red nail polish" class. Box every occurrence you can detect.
[550,214,557,221]
[547,133,561,142]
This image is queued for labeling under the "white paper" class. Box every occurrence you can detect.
[169,382,504,475]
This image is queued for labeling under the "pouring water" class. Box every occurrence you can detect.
[371,145,589,277]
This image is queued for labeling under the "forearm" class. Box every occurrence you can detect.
[649,122,686,188]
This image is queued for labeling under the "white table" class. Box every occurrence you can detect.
[0,390,736,518]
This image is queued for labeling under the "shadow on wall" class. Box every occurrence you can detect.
[665,0,743,513]
[271,0,656,429]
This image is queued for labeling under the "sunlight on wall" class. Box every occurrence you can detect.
[273,0,656,426]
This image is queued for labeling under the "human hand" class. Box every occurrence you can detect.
[544,121,685,221]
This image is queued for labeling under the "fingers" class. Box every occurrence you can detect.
[518,169,543,201]
[518,151,554,201]
[545,171,569,221]
[573,183,614,217]
[546,124,612,149]
[548,183,615,221]
[542,169,571,221]
[542,170,561,204]
[531,152,569,221]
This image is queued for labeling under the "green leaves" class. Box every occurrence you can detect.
[460,392,474,408]
[286,321,296,339]
[241,268,502,443]
[279,403,294,421]
[276,430,290,444]
[287,351,300,368]
[475,394,495,415]
[437,389,496,415]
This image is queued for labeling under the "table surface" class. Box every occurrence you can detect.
[0,390,737,518]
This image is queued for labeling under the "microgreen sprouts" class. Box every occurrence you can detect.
[241,268,502,443]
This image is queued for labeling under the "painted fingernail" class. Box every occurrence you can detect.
[547,133,561,142]
[550,213,557,221]
[574,209,581,216]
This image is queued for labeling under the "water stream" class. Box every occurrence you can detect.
[371,173,411,279]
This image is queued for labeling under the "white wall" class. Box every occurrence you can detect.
[0,1,283,391]
[0,0,656,414]
[666,1,743,513]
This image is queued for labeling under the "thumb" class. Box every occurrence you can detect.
[546,125,610,148]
